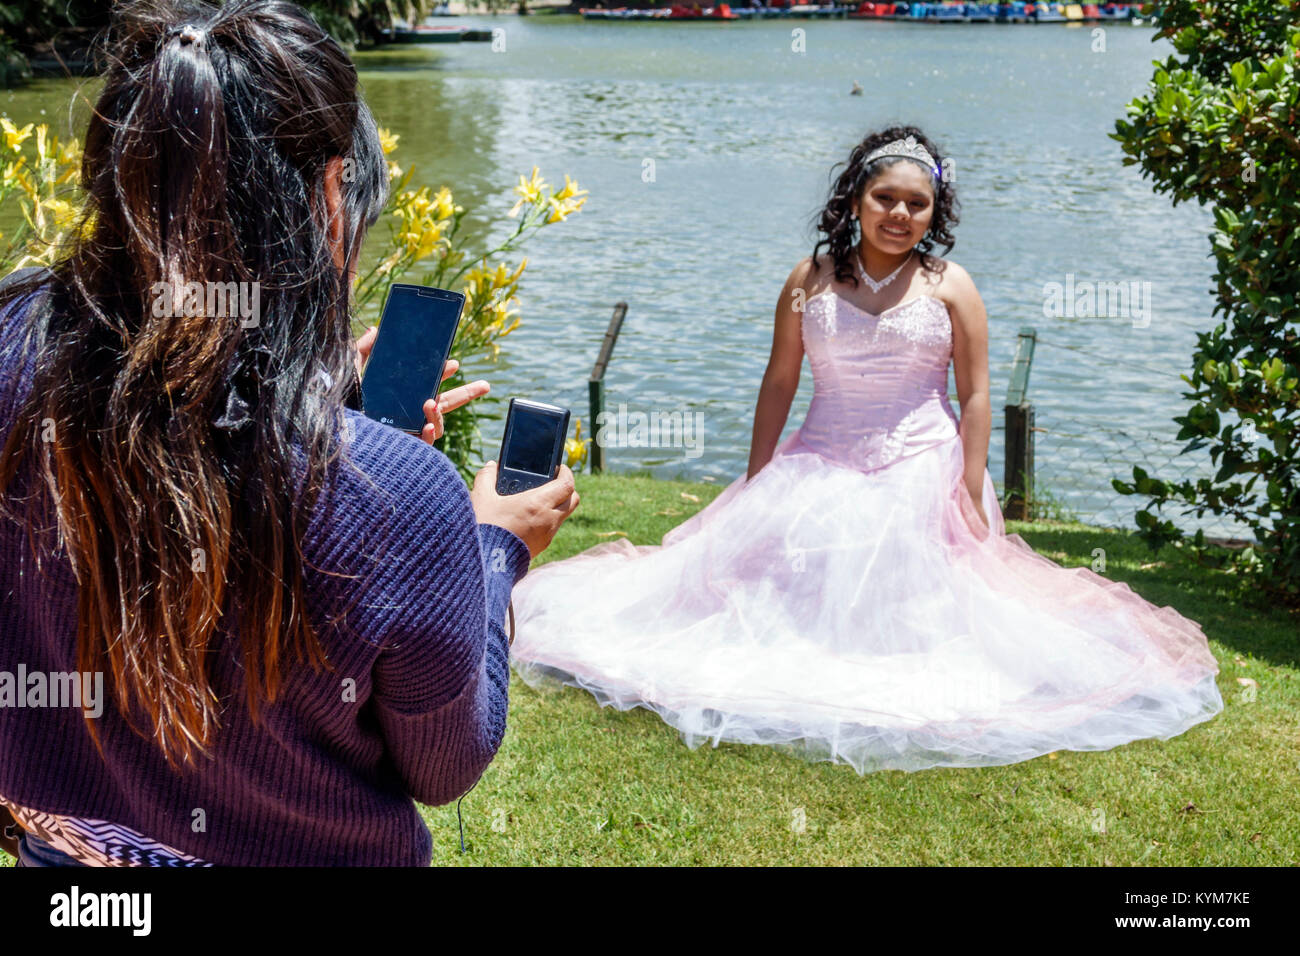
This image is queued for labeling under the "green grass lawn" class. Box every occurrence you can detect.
[422,472,1299,866]
[4,473,1294,867]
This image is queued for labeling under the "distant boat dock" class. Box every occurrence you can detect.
[386,24,495,43]
[578,3,1158,23]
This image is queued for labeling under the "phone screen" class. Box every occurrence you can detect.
[504,406,560,476]
[361,285,463,433]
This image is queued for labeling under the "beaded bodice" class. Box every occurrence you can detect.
[797,292,960,472]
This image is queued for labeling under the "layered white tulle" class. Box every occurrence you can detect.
[510,293,1223,772]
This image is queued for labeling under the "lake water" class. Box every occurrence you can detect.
[1,16,1232,532]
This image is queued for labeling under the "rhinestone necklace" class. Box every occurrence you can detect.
[855,249,913,294]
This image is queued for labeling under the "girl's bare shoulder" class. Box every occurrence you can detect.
[920,256,981,311]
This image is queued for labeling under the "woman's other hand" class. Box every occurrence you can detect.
[470,461,580,559]
[355,325,377,378]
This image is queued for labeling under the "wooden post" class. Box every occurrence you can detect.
[588,378,605,472]
[1002,327,1037,521]
[588,302,628,474]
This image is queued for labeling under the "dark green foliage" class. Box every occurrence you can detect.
[1112,0,1300,607]
[0,1,109,85]
[302,1,440,46]
[0,2,438,84]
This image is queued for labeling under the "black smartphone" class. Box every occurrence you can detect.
[495,398,570,495]
[359,283,465,435]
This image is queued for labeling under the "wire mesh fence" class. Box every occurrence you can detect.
[1033,419,1218,530]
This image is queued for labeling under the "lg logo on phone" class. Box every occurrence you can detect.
[380,416,394,425]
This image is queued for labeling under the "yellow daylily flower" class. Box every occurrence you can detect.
[432,186,456,221]
[565,418,592,470]
[42,198,79,229]
[56,155,81,186]
[408,188,433,218]
[1,118,34,153]
[401,216,446,261]
[546,194,587,224]
[378,127,400,156]
[57,137,81,167]
[515,166,546,201]
[508,166,547,217]
[489,298,519,335]
[553,174,587,203]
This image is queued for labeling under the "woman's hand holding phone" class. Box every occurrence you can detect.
[354,325,490,444]
[470,461,580,560]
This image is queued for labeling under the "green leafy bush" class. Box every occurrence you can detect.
[1111,0,1300,607]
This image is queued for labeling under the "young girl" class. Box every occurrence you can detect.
[509,126,1223,773]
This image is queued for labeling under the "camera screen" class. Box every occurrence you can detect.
[504,407,559,476]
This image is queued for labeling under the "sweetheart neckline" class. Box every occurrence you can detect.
[808,291,947,320]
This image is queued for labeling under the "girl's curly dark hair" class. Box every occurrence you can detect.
[811,125,959,286]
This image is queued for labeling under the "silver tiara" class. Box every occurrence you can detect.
[864,136,940,177]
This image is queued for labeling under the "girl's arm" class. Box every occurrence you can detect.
[946,263,993,527]
[747,260,812,480]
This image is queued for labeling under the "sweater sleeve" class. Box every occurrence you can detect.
[0,270,51,427]
[354,423,531,807]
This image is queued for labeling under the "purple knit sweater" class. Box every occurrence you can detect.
[0,285,530,866]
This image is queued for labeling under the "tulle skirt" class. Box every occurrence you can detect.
[509,432,1223,772]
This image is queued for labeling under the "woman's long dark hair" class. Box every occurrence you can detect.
[0,0,388,767]
[811,125,959,286]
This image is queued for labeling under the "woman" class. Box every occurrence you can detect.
[0,0,577,867]
[510,126,1223,773]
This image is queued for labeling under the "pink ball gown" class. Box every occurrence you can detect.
[510,291,1224,772]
